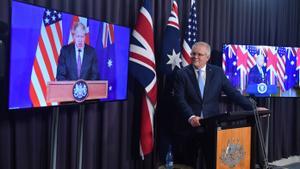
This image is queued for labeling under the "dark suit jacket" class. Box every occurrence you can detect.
[56,44,99,80]
[248,65,267,84]
[173,64,252,132]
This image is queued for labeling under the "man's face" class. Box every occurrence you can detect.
[191,45,210,68]
[256,55,265,67]
[73,27,86,49]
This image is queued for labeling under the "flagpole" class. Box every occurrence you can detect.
[50,107,59,169]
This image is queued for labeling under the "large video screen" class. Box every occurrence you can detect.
[223,44,300,97]
[9,1,130,109]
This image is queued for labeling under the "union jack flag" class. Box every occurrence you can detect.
[181,0,199,67]
[232,45,249,91]
[29,9,62,107]
[129,0,157,158]
[265,47,278,86]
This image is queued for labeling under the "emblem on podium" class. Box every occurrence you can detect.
[220,138,245,168]
[257,82,267,94]
[72,80,88,102]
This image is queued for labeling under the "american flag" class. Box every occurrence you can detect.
[276,47,287,91]
[29,9,62,107]
[67,16,90,45]
[246,45,258,71]
[181,0,198,67]
[129,0,157,158]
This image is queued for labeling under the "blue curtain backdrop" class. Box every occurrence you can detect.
[0,0,300,169]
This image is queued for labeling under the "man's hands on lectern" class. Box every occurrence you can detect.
[188,116,201,127]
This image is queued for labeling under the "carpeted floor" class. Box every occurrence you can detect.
[269,156,300,169]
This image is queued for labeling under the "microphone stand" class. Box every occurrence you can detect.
[250,98,270,169]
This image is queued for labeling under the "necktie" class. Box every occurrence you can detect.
[77,49,82,78]
[198,70,205,98]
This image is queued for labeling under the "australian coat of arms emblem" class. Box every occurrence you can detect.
[220,138,245,168]
[72,80,88,102]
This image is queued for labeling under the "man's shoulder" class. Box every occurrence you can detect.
[84,44,96,51]
[61,43,74,51]
[177,64,193,74]
[207,64,223,72]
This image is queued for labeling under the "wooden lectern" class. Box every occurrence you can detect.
[213,108,270,169]
[46,80,108,102]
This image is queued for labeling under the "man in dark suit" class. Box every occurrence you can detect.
[56,22,99,81]
[248,54,267,84]
[173,42,253,168]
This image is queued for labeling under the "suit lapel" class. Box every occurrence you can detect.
[187,65,202,99]
[203,64,213,100]
[70,44,78,78]
[80,46,89,78]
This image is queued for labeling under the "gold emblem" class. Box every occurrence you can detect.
[220,138,245,168]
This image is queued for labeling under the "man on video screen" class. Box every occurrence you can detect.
[248,54,267,84]
[56,22,99,81]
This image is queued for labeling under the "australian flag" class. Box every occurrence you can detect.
[160,0,181,76]
[223,45,240,88]
[158,0,181,163]
[97,22,116,100]
[285,48,298,90]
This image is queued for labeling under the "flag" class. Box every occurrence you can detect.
[160,0,181,75]
[232,45,249,91]
[67,16,90,45]
[295,48,300,86]
[158,1,181,161]
[246,45,258,71]
[129,0,157,158]
[285,48,297,90]
[276,47,287,91]
[181,0,199,67]
[265,47,278,85]
[99,22,116,99]
[29,9,62,107]
[223,45,241,89]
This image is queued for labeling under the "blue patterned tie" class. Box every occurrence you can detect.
[198,70,205,98]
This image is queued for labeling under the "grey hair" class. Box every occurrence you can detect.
[192,41,211,56]
[71,22,87,34]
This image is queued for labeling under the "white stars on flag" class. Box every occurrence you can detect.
[167,50,181,70]
[107,58,113,68]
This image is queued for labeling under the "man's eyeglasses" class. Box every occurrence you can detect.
[191,52,207,57]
